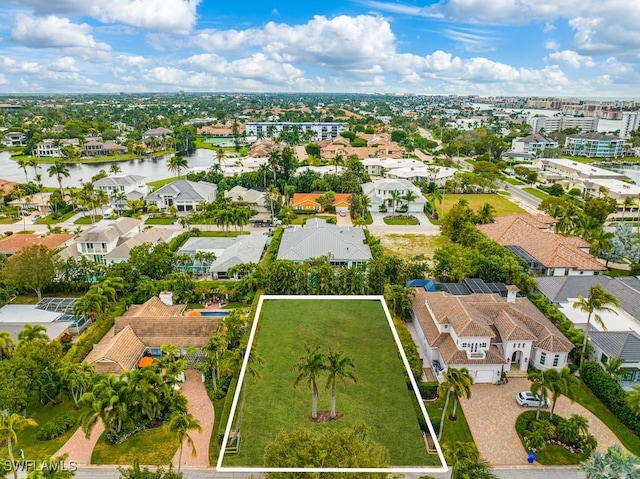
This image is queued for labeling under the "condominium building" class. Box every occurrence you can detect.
[245,122,347,141]
[564,133,625,158]
[620,112,640,139]
[527,115,599,134]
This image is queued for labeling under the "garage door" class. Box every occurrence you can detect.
[473,370,495,383]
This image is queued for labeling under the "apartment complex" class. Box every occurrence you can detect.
[564,132,625,158]
[620,112,640,139]
[527,115,599,134]
[245,122,347,141]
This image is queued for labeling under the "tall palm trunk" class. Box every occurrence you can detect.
[581,312,593,364]
[330,382,337,419]
[7,437,17,479]
[438,390,450,441]
[536,401,542,421]
[451,397,460,418]
[177,443,184,472]
[311,383,318,419]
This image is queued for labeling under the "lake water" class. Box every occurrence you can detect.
[604,165,640,184]
[0,149,218,187]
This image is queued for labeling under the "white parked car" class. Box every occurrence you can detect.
[516,391,549,408]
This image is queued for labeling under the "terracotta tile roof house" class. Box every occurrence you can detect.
[0,179,18,197]
[411,287,573,383]
[85,296,221,375]
[319,133,403,160]
[478,214,606,275]
[0,233,73,257]
[291,193,352,213]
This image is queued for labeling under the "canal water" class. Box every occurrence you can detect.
[0,149,218,187]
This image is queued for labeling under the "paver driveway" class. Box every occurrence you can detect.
[459,377,623,466]
[172,370,215,469]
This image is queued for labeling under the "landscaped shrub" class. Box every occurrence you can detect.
[35,414,75,441]
[63,300,126,363]
[581,360,640,436]
[418,381,438,400]
[394,319,423,381]
[217,378,238,445]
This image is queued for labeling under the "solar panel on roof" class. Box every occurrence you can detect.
[505,245,543,268]
[440,283,471,295]
[464,278,493,294]
[486,283,509,296]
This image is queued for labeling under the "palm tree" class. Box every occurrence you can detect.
[47,162,70,197]
[476,203,496,224]
[59,362,95,408]
[528,369,553,420]
[0,330,15,360]
[403,190,417,214]
[168,411,202,472]
[268,150,280,183]
[358,194,372,219]
[168,155,189,177]
[28,157,40,179]
[546,367,578,419]
[0,412,38,479]
[429,188,443,216]
[604,357,624,380]
[18,324,49,343]
[389,190,401,214]
[625,385,640,416]
[589,228,614,257]
[622,196,635,221]
[292,346,326,420]
[437,367,473,440]
[525,419,555,452]
[573,284,620,363]
[216,148,226,166]
[16,158,29,182]
[325,350,357,419]
[109,164,122,176]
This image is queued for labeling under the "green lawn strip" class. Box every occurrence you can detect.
[147,176,185,190]
[523,188,550,200]
[573,380,640,456]
[383,215,420,226]
[291,214,335,225]
[35,210,77,224]
[209,397,227,466]
[0,217,20,224]
[223,299,430,467]
[145,216,175,225]
[91,423,179,465]
[441,193,525,217]
[195,230,248,237]
[424,396,474,447]
[16,230,36,234]
[19,397,83,460]
[74,215,103,225]
[504,177,524,185]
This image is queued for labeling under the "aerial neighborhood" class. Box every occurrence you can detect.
[1,93,640,478]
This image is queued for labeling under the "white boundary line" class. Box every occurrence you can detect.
[216,294,448,474]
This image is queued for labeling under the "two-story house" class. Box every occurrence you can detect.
[2,132,25,147]
[411,282,573,383]
[94,175,149,209]
[74,217,141,262]
[361,178,427,213]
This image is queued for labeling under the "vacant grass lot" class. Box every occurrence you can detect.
[377,233,450,259]
[440,194,525,217]
[222,299,435,467]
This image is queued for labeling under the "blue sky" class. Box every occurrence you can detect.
[1,0,639,97]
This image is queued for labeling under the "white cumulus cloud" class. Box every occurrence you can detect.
[12,14,111,51]
[548,50,595,68]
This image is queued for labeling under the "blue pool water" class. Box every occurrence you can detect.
[200,311,230,317]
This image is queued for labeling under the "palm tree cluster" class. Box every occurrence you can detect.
[72,277,125,324]
[528,366,579,420]
[0,412,38,479]
[80,349,188,444]
[73,181,110,223]
[197,310,262,399]
[443,441,497,479]
[292,346,357,420]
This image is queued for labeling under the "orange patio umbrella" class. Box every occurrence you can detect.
[138,357,153,368]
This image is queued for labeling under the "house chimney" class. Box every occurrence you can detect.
[159,291,174,306]
[506,285,519,304]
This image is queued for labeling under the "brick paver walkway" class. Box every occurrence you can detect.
[460,378,623,466]
[172,370,215,469]
[55,418,105,465]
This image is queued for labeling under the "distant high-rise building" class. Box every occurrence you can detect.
[620,112,640,139]
[527,115,598,134]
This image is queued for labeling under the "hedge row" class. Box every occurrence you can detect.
[262,227,283,265]
[581,360,640,436]
[36,414,75,441]
[418,381,438,400]
[216,377,238,445]
[394,318,423,381]
[63,299,126,363]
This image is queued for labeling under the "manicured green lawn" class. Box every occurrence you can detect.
[195,230,249,237]
[74,215,103,224]
[440,194,525,217]
[92,423,179,465]
[35,210,77,224]
[291,214,335,225]
[19,397,83,460]
[145,216,175,225]
[147,176,185,190]
[0,217,20,224]
[573,380,640,456]
[222,299,435,467]
[523,188,550,200]
[504,177,524,185]
[424,396,473,447]
[383,215,420,226]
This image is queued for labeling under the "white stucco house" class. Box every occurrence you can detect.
[362,178,427,213]
[145,180,217,212]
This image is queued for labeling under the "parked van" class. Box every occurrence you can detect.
[103,208,114,219]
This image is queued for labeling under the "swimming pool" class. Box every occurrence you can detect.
[199,311,230,317]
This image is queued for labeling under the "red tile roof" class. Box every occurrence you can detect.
[0,233,73,255]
